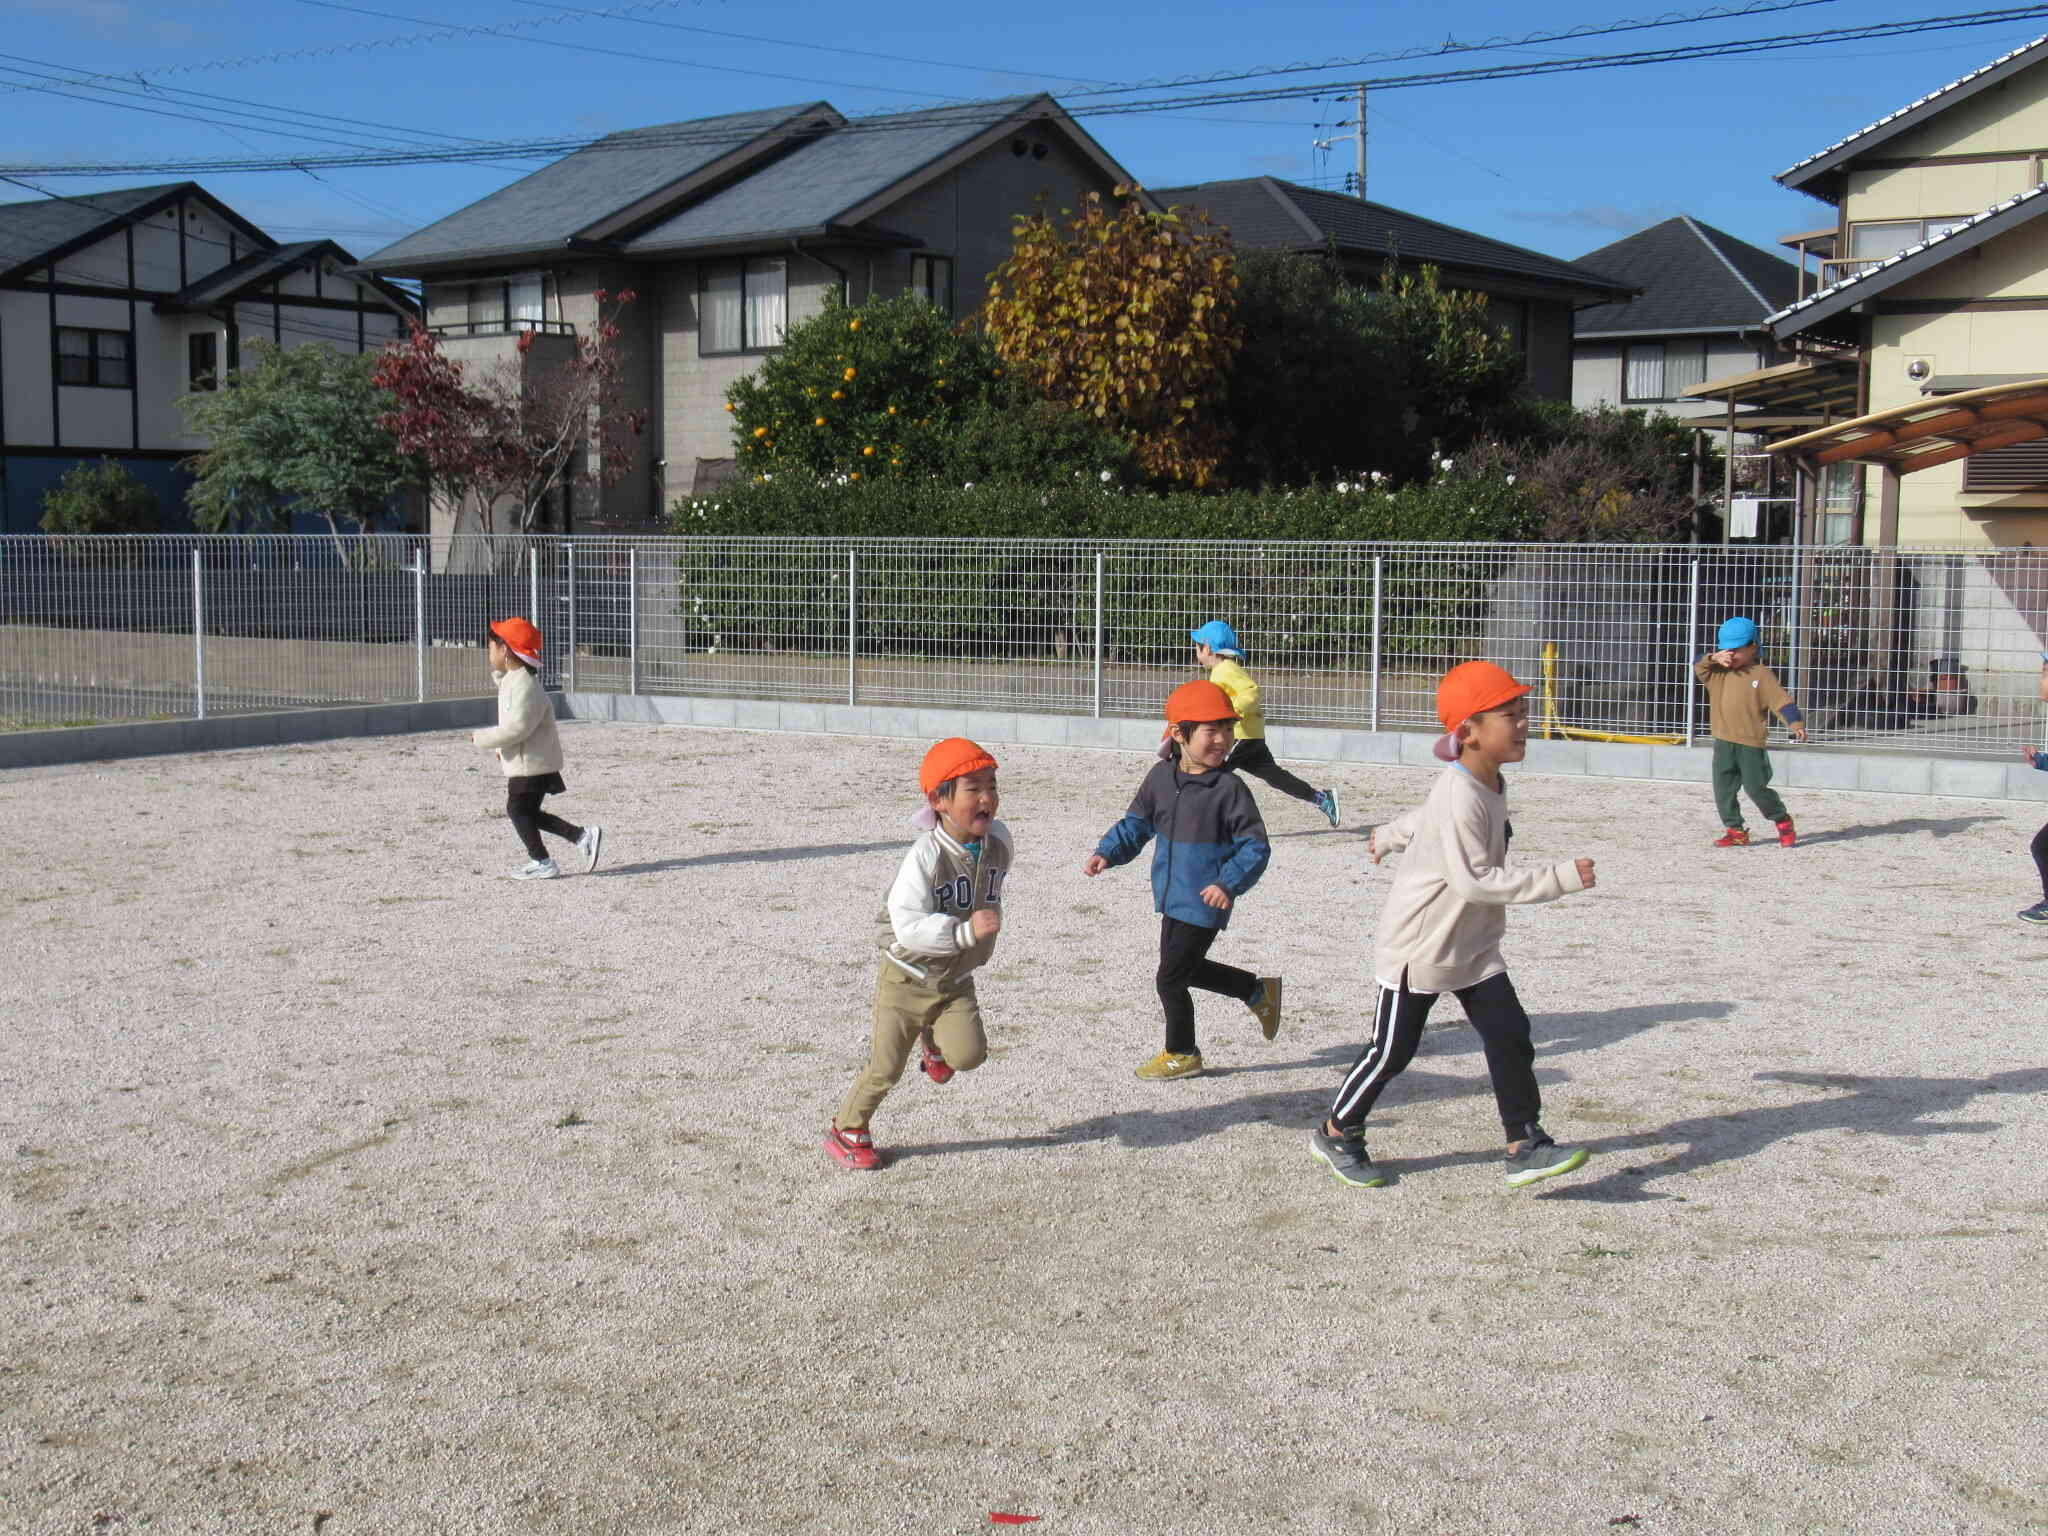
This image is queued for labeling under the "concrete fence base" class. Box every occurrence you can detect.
[563,691,2048,804]
[4,687,2045,804]
[0,695,501,771]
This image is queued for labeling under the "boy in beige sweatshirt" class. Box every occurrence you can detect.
[1309,661,1596,1190]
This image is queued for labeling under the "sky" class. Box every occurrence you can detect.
[5,0,2047,272]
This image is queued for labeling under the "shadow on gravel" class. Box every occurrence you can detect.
[1795,815,2001,846]
[596,840,900,876]
[1424,1000,1737,1063]
[1539,1066,2048,1204]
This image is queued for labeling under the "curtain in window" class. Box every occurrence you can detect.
[701,263,742,353]
[57,329,92,385]
[98,331,131,388]
[509,275,544,327]
[745,257,786,347]
[1664,342,1707,397]
[1624,344,1664,400]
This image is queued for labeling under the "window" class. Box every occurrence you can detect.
[1821,461,1860,545]
[1622,340,1705,402]
[468,281,505,330]
[188,331,218,391]
[509,273,544,328]
[1841,216,1972,277]
[700,257,787,354]
[910,254,954,316]
[56,326,132,389]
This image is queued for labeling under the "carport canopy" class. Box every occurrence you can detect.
[1766,376,2048,473]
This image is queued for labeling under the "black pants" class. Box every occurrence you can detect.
[507,784,583,862]
[1329,970,1540,1140]
[1225,737,1320,805]
[2034,820,2048,900]
[1156,916,1258,1054]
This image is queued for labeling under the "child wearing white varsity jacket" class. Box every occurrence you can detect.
[825,738,1013,1171]
[1309,662,1598,1192]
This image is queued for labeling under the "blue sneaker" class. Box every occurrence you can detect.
[2019,899,2048,925]
[1315,788,1340,828]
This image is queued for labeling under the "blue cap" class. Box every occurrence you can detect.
[1190,620,1243,657]
[1717,616,1760,651]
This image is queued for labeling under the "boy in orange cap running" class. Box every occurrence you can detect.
[1084,680,1279,1080]
[1309,662,1596,1190]
[472,617,601,881]
[826,738,1012,1170]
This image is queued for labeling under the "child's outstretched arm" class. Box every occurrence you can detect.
[471,676,545,750]
[1436,794,1591,906]
[1369,807,1424,864]
[885,843,979,957]
[1759,668,1808,741]
[1086,813,1153,875]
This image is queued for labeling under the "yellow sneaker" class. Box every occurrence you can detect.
[1248,977,1282,1040]
[1135,1050,1204,1080]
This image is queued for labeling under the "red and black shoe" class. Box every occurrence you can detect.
[1775,817,1797,848]
[917,1026,954,1085]
[1713,827,1751,848]
[823,1123,882,1170]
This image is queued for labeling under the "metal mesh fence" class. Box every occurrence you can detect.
[3,534,2044,759]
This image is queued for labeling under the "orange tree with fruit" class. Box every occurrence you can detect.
[723,292,1004,480]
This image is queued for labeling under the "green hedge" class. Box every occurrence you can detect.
[668,470,1531,667]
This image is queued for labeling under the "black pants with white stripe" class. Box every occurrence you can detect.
[1328,970,1541,1140]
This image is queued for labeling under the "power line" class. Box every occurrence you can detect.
[9,5,2042,178]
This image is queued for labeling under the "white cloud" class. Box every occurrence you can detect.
[1509,204,1680,235]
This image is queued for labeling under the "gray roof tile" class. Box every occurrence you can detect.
[1573,216,1798,335]
[0,182,187,276]
[1151,177,1634,297]
[359,103,832,269]
[623,97,1037,252]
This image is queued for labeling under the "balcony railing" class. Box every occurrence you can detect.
[428,319,577,339]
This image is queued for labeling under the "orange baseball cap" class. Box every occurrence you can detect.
[920,737,997,796]
[1433,661,1529,761]
[1164,679,1239,724]
[489,616,543,667]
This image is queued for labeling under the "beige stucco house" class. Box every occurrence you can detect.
[359,96,1136,536]
[1763,34,2048,547]
[0,182,415,533]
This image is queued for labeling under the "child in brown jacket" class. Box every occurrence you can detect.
[1695,615,1807,848]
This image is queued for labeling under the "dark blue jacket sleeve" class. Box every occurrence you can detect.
[1215,778,1271,895]
[1096,813,1155,867]
[1096,770,1159,867]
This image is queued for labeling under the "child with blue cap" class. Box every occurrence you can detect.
[1695,615,1808,847]
[1187,619,1341,828]
[2019,652,2048,924]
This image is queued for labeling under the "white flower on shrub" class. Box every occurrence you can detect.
[1099,470,1113,483]
[1505,475,1516,485]
[1336,482,1352,494]
[1369,470,1385,484]
[1439,457,1454,471]
[963,482,975,490]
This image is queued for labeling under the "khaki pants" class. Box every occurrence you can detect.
[835,959,988,1130]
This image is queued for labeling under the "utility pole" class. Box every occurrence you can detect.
[1314,86,1369,200]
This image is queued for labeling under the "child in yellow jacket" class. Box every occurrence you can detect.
[1189,620,1340,828]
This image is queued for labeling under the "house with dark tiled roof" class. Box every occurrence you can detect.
[0,182,416,532]
[360,95,1138,527]
[1570,216,1799,422]
[1146,177,1635,400]
[1751,33,2048,546]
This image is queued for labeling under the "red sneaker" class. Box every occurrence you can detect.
[1775,817,1797,848]
[823,1123,882,1170]
[1713,827,1751,848]
[917,1026,955,1085]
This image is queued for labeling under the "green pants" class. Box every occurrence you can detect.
[1712,739,1787,829]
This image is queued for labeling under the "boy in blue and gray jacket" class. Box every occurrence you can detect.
[1084,679,1280,1080]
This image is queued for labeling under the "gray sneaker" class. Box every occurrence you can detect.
[2018,899,2048,924]
[578,825,604,873]
[1504,1129,1589,1188]
[511,858,560,881]
[1309,1124,1387,1188]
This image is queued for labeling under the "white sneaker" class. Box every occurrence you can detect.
[577,825,604,873]
[511,859,560,881]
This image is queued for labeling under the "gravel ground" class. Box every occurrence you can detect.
[3,722,2045,1536]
